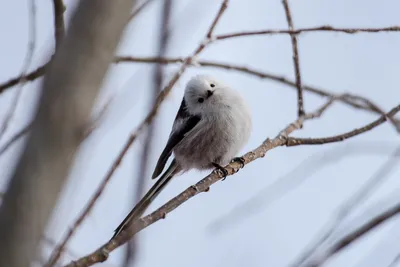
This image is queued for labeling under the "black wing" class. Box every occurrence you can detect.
[151,99,201,179]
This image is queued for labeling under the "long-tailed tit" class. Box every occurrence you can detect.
[113,75,252,238]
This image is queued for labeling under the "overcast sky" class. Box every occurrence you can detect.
[1,0,400,267]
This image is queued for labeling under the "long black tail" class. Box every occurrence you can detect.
[112,159,179,238]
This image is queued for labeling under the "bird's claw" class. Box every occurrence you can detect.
[231,157,245,168]
[212,162,228,180]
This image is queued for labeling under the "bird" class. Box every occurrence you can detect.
[112,74,252,238]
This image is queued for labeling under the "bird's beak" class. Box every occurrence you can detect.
[207,90,213,98]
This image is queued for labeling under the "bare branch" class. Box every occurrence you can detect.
[0,61,47,94]
[52,0,65,49]
[130,0,157,21]
[303,199,400,267]
[0,0,37,142]
[48,1,230,265]
[287,104,400,146]
[282,0,304,117]
[0,0,134,266]
[0,123,31,156]
[215,25,400,40]
[123,0,173,265]
[387,254,400,267]
[291,146,400,267]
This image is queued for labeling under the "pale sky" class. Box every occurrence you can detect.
[0,0,400,267]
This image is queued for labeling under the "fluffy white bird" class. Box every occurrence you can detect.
[113,75,252,238]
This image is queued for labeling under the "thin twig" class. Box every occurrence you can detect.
[123,0,172,265]
[282,0,304,117]
[2,24,400,94]
[48,1,230,265]
[0,62,47,94]
[287,104,400,146]
[52,0,65,49]
[387,253,400,267]
[130,0,157,21]
[304,199,400,267]
[215,25,400,40]
[291,146,400,267]
[0,123,31,156]
[0,0,37,143]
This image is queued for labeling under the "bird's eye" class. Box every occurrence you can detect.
[198,97,204,103]
[210,83,215,87]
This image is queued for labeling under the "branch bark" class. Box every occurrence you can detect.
[0,1,134,266]
[282,0,305,117]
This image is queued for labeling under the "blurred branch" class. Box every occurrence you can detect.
[215,25,400,40]
[207,142,400,234]
[282,0,304,117]
[0,122,31,156]
[0,61,47,94]
[291,146,400,267]
[49,1,230,265]
[0,0,134,266]
[65,97,400,267]
[297,195,400,267]
[52,0,65,49]
[0,97,112,158]
[124,0,172,265]
[130,0,157,21]
[0,0,37,142]
[388,254,400,267]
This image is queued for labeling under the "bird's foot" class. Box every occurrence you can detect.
[212,162,228,180]
[231,157,245,168]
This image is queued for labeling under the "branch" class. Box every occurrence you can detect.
[48,1,230,265]
[52,0,65,49]
[0,61,47,94]
[301,196,400,267]
[287,104,400,146]
[123,0,173,265]
[215,25,400,40]
[282,0,304,117]
[0,0,135,266]
[0,0,37,142]
[3,57,399,130]
[115,56,400,131]
[291,146,400,267]
[130,0,157,21]
[0,123,31,156]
